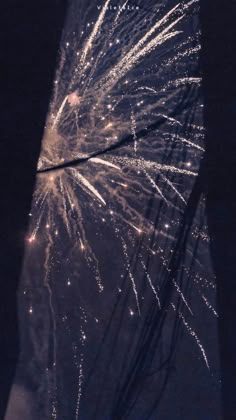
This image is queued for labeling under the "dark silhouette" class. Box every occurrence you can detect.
[200,1,236,419]
[0,2,67,417]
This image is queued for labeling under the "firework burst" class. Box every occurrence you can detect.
[15,1,220,419]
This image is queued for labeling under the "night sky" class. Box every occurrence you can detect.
[3,0,234,418]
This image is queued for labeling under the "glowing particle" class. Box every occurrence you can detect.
[68,92,81,107]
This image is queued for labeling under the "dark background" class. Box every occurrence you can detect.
[0,1,67,417]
